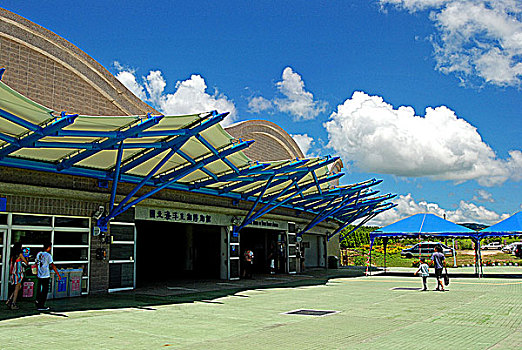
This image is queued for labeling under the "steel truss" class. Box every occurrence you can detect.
[0,72,395,235]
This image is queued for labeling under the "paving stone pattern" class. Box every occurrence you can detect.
[1,276,522,349]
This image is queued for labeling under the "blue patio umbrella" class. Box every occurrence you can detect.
[371,213,475,238]
[367,213,479,276]
[479,212,522,238]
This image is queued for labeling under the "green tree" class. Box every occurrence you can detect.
[340,225,379,248]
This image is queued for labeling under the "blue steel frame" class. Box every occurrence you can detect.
[334,202,398,241]
[0,72,395,235]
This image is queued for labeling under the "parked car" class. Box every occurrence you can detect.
[502,242,522,254]
[401,242,454,259]
[481,242,503,250]
[515,245,522,258]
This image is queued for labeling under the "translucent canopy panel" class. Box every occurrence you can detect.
[0,78,394,233]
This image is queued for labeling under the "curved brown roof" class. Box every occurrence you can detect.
[0,7,157,116]
[225,120,305,161]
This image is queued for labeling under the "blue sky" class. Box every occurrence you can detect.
[3,0,521,225]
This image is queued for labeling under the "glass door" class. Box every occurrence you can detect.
[109,222,136,291]
[228,228,240,280]
[287,231,297,274]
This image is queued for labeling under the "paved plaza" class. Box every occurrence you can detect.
[1,272,522,349]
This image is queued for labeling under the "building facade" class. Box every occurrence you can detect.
[0,8,392,299]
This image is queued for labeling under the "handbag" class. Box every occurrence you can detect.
[443,267,450,286]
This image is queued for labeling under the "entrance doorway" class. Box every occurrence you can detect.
[135,221,221,286]
[240,228,286,275]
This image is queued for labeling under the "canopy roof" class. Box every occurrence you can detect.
[0,72,394,233]
[370,213,476,240]
[479,212,522,238]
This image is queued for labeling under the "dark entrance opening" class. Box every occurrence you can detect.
[240,228,285,275]
[135,221,221,286]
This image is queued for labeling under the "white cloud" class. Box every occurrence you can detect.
[249,67,327,120]
[113,62,146,100]
[291,134,315,156]
[472,189,495,203]
[380,0,452,12]
[324,91,522,186]
[368,193,510,226]
[248,96,273,113]
[275,67,327,120]
[380,0,522,87]
[114,65,237,126]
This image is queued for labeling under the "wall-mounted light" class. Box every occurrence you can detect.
[92,205,105,220]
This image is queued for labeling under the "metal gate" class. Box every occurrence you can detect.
[228,228,240,280]
[109,222,136,292]
[0,229,6,300]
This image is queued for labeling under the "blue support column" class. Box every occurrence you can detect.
[238,174,275,229]
[109,147,178,216]
[109,142,124,212]
[98,139,254,228]
[238,177,300,231]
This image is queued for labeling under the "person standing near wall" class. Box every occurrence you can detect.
[243,249,254,279]
[6,242,28,310]
[35,241,61,311]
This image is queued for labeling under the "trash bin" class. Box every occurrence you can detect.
[21,275,38,300]
[53,269,69,299]
[68,268,83,297]
[47,271,55,300]
[328,255,339,269]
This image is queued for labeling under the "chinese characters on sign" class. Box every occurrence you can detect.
[149,209,212,224]
[136,206,286,230]
[251,220,279,228]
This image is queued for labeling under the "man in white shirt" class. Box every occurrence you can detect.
[35,241,61,311]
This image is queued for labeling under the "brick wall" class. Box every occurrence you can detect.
[0,9,344,291]
[226,120,305,161]
[0,8,157,116]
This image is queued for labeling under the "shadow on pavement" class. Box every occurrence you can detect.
[1,267,367,322]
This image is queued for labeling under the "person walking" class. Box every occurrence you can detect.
[6,242,28,310]
[35,241,61,311]
[414,258,429,291]
[431,245,446,291]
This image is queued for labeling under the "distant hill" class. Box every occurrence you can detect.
[459,223,488,231]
